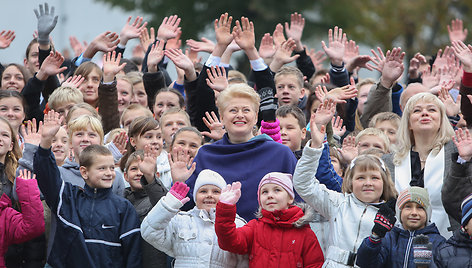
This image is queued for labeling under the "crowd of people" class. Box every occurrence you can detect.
[0,2,472,267]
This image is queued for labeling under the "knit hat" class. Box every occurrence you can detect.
[193,169,227,203]
[396,187,431,223]
[461,193,472,227]
[257,172,294,205]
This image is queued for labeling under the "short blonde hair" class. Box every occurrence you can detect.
[369,112,401,129]
[116,74,133,86]
[120,104,152,126]
[67,114,104,144]
[394,92,454,165]
[228,70,247,84]
[126,71,143,85]
[160,107,191,126]
[48,86,84,110]
[65,103,101,125]
[356,78,376,98]
[356,128,390,152]
[216,83,260,115]
[274,66,304,88]
[342,154,398,201]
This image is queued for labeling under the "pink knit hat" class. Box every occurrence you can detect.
[257,172,295,205]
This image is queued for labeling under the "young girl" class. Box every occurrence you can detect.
[153,88,185,120]
[0,170,45,267]
[214,172,325,268]
[120,116,172,190]
[0,90,26,136]
[160,108,191,151]
[169,127,204,159]
[292,114,397,267]
[141,170,248,267]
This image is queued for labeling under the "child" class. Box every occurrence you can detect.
[0,170,45,267]
[120,104,153,131]
[141,170,248,267]
[277,105,307,157]
[368,112,400,146]
[159,108,191,151]
[65,102,101,126]
[33,110,141,267]
[356,128,390,154]
[274,66,306,108]
[47,86,84,118]
[153,88,185,120]
[356,187,445,267]
[215,172,325,267]
[169,127,204,159]
[293,116,397,267]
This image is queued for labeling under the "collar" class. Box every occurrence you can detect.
[83,184,112,199]
[260,205,304,228]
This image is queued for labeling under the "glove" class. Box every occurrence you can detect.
[169,181,190,204]
[258,87,277,122]
[372,199,397,238]
[218,182,241,205]
[413,234,432,266]
[34,3,58,45]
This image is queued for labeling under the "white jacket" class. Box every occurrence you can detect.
[141,192,248,268]
[293,141,379,268]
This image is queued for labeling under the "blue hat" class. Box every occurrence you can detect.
[461,193,472,227]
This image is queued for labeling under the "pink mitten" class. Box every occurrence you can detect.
[170,181,190,202]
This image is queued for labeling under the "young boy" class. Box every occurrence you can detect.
[276,105,307,158]
[368,112,401,145]
[356,187,445,268]
[34,110,141,268]
[47,86,84,118]
[356,127,391,154]
[274,66,306,108]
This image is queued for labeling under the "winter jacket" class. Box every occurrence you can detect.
[360,82,392,128]
[0,177,45,268]
[315,143,343,192]
[460,71,472,128]
[293,141,380,267]
[436,229,472,267]
[33,146,142,268]
[215,202,324,268]
[141,191,248,268]
[356,223,445,268]
[97,80,120,134]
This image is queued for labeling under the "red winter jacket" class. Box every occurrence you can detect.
[215,202,324,268]
[0,178,45,268]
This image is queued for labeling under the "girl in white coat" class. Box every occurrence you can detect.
[141,169,248,268]
[293,114,398,267]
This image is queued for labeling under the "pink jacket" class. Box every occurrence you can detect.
[0,178,45,267]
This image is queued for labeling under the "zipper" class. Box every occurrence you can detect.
[403,230,415,268]
[89,188,97,230]
[353,206,368,252]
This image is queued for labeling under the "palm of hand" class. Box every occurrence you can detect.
[216,27,233,46]
[173,55,193,71]
[25,132,41,146]
[286,26,302,41]
[42,121,60,139]
[382,61,403,81]
[315,109,334,126]
[456,137,472,160]
[171,160,193,182]
[235,31,254,50]
[208,122,225,139]
[456,50,472,69]
[139,157,156,177]
[220,189,240,205]
[326,42,344,62]
[158,25,178,41]
[0,37,11,48]
[259,44,275,59]
[103,61,120,76]
[148,50,164,66]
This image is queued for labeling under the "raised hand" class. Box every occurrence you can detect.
[451,40,472,73]
[102,51,126,82]
[319,72,330,85]
[36,51,68,81]
[169,181,190,204]
[202,111,226,141]
[34,3,58,45]
[319,77,358,103]
[380,47,405,88]
[164,48,197,81]
[186,37,215,53]
[112,130,128,155]
[40,110,62,148]
[146,40,165,73]
[219,182,242,205]
[309,112,326,149]
[169,147,196,183]
[206,66,228,92]
[448,18,468,43]
[307,47,327,71]
[409,52,427,79]
[233,17,255,51]
[332,116,346,137]
[0,30,15,49]
[120,16,147,46]
[138,144,158,183]
[433,46,454,72]
[421,66,440,90]
[20,119,42,146]
[284,12,305,51]
[321,26,347,66]
[437,80,460,117]
[157,15,181,42]
[139,26,155,51]
[258,33,276,60]
[272,23,286,48]
[367,47,386,73]
[185,48,202,65]
[372,199,397,238]
[269,38,300,72]
[338,135,358,164]
[18,169,36,181]
[166,30,182,50]
[84,31,120,58]
[69,36,88,57]
[61,75,85,89]
[453,128,472,161]
[314,99,336,127]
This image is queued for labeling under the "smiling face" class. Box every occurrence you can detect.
[80,154,116,189]
[70,127,101,160]
[259,183,294,212]
[78,70,101,106]
[153,91,181,119]
[400,201,427,231]
[275,74,305,107]
[170,130,202,158]
[195,185,222,212]
[374,120,397,145]
[221,97,258,143]
[357,135,387,154]
[117,79,132,114]
[351,168,384,203]
[279,114,306,152]
[161,113,190,148]
[408,100,441,135]
[131,82,147,107]
[1,66,26,92]
[0,97,25,131]
[124,160,143,191]
[0,120,13,163]
[51,127,69,166]
[130,127,163,155]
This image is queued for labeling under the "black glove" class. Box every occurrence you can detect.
[258,87,277,122]
[372,199,397,238]
[413,234,432,266]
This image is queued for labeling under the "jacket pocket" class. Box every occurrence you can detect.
[177,228,197,241]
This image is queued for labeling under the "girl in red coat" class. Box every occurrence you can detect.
[0,170,45,267]
[215,172,324,268]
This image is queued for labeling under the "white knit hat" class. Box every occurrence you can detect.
[193,169,227,202]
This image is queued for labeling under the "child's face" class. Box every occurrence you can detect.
[0,120,13,163]
[356,83,372,115]
[400,201,427,231]
[279,114,306,152]
[351,168,384,203]
[70,127,101,159]
[275,74,305,107]
[374,120,397,145]
[357,135,387,154]
[51,127,69,166]
[465,218,472,236]
[131,82,148,107]
[161,114,189,147]
[130,127,163,154]
[117,79,132,114]
[330,156,343,176]
[195,185,221,212]
[55,101,77,118]
[0,97,25,131]
[259,183,294,212]
[170,131,201,158]
[124,160,143,191]
[78,70,101,106]
[153,92,180,119]
[80,154,115,189]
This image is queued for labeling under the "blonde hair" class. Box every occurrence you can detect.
[116,74,133,86]
[369,112,401,129]
[356,78,376,97]
[160,107,191,126]
[120,104,152,126]
[216,83,260,115]
[65,103,101,125]
[394,92,454,165]
[105,128,126,144]
[48,86,84,110]
[125,71,143,85]
[342,155,397,201]
[227,70,247,84]
[67,115,104,144]
[356,127,390,152]
[274,66,304,88]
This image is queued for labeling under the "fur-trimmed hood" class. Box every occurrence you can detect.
[255,202,315,228]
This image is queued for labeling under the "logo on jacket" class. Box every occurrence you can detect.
[101,224,115,229]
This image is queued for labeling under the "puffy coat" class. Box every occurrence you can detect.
[293,141,380,267]
[0,177,45,268]
[215,202,324,268]
[356,223,445,268]
[141,192,248,268]
[436,229,472,267]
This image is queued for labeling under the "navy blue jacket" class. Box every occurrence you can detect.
[33,146,142,268]
[436,229,472,267]
[315,143,343,192]
[356,223,445,268]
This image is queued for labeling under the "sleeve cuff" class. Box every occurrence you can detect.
[462,71,472,88]
[250,58,268,71]
[117,43,126,49]
[75,53,92,67]
[205,55,221,67]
